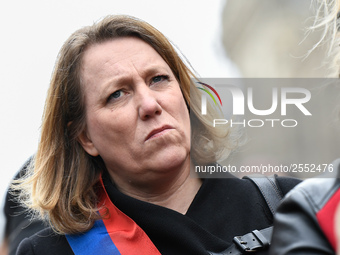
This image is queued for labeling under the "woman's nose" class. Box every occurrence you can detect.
[137,87,162,120]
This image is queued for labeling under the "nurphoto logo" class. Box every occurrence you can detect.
[196,81,312,128]
[196,82,223,115]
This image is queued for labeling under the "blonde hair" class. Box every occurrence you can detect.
[14,15,231,234]
[310,0,340,76]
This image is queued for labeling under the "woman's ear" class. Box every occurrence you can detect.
[77,129,100,157]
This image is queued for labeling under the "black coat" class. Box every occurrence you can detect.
[270,159,340,254]
[16,172,300,255]
[3,158,46,255]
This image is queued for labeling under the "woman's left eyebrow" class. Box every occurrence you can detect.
[140,65,170,77]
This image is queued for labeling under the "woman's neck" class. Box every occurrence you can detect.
[111,162,202,214]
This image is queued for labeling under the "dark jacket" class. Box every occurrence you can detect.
[270,159,340,255]
[3,158,46,255]
[17,172,300,255]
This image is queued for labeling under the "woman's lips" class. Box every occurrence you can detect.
[145,125,173,141]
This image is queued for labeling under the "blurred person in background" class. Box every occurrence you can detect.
[221,0,340,180]
[270,0,340,254]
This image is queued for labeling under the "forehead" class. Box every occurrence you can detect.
[79,37,175,98]
[81,37,167,76]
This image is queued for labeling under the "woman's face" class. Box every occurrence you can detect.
[78,37,191,187]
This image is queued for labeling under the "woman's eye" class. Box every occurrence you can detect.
[108,90,124,102]
[151,75,169,85]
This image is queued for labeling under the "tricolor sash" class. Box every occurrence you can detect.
[66,178,161,255]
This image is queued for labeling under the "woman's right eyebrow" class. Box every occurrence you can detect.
[99,78,125,97]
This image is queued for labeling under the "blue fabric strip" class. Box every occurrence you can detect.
[66,220,121,255]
